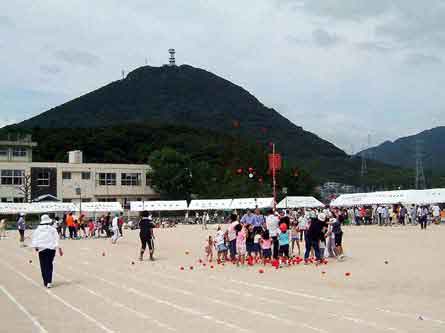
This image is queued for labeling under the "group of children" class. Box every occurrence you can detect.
[205,213,296,264]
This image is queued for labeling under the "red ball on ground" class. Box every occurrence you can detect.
[29,260,32,264]
[345,272,351,277]
[185,251,190,255]
[102,252,106,256]
[180,266,184,270]
[210,265,214,269]
[189,266,194,270]
[259,269,264,274]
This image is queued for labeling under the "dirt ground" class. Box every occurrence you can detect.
[1,224,444,333]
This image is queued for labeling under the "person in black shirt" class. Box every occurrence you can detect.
[304,213,326,262]
[139,210,156,261]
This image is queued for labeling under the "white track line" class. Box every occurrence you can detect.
[0,285,48,333]
[63,264,250,333]
[0,260,115,333]
[10,252,177,332]
[78,261,328,333]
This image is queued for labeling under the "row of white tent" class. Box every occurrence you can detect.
[130,196,325,212]
[0,202,123,214]
[330,189,445,207]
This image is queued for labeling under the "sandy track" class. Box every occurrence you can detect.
[1,225,444,333]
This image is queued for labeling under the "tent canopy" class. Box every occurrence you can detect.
[188,199,233,211]
[130,200,188,212]
[277,196,325,209]
[77,202,123,212]
[230,197,274,210]
[330,189,445,207]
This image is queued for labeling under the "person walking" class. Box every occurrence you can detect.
[139,211,155,261]
[418,206,428,230]
[118,212,124,237]
[304,213,325,263]
[17,213,26,247]
[0,219,6,239]
[31,215,63,288]
[111,214,120,244]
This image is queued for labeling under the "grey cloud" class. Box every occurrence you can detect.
[54,49,101,67]
[0,15,14,27]
[355,41,395,53]
[312,29,341,47]
[404,53,442,66]
[40,64,62,75]
[294,0,390,21]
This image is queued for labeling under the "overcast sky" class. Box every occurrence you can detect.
[1,0,444,153]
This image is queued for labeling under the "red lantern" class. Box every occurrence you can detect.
[258,177,264,183]
[236,168,243,174]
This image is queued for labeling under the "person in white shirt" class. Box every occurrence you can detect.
[265,209,280,259]
[432,205,440,224]
[111,214,120,244]
[31,215,63,288]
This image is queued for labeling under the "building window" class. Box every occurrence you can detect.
[12,147,27,157]
[98,173,116,186]
[13,197,24,203]
[1,170,24,185]
[62,172,71,180]
[62,199,72,203]
[121,173,141,186]
[37,170,50,187]
[81,172,91,180]
[0,148,8,156]
[81,198,92,203]
[98,198,117,202]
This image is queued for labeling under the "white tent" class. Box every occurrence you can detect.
[76,202,123,212]
[230,197,274,210]
[188,199,233,211]
[330,189,445,207]
[277,196,325,209]
[130,201,144,212]
[0,202,77,214]
[142,200,188,212]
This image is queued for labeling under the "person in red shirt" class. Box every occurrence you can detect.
[118,212,124,237]
[66,212,77,239]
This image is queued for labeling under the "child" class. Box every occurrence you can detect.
[205,235,214,262]
[95,218,102,238]
[278,225,290,258]
[214,226,227,262]
[236,225,247,265]
[260,230,272,260]
[290,222,300,257]
[253,231,261,258]
[88,219,95,238]
[246,224,255,257]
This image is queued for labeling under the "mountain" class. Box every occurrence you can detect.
[17,64,345,162]
[360,127,445,171]
[6,64,417,187]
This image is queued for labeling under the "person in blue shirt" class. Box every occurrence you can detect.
[240,210,255,225]
[278,225,290,258]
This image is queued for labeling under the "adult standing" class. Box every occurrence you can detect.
[17,213,26,247]
[241,209,255,226]
[105,212,112,237]
[418,206,428,230]
[31,215,63,288]
[66,212,76,239]
[139,211,155,261]
[252,208,265,234]
[265,209,279,259]
[304,213,325,263]
[399,205,407,226]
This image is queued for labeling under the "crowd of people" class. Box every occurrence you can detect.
[340,204,445,229]
[205,207,345,265]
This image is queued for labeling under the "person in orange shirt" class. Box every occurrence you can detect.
[66,212,77,239]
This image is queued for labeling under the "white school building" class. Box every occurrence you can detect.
[0,137,158,207]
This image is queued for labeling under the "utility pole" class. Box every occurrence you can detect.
[415,140,426,189]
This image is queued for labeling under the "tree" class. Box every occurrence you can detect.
[18,174,32,203]
[146,148,193,200]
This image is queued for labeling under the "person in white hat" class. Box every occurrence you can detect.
[31,215,63,288]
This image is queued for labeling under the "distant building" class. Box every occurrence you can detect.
[319,182,358,202]
[0,139,158,206]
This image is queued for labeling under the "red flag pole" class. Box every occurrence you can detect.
[272,143,276,210]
